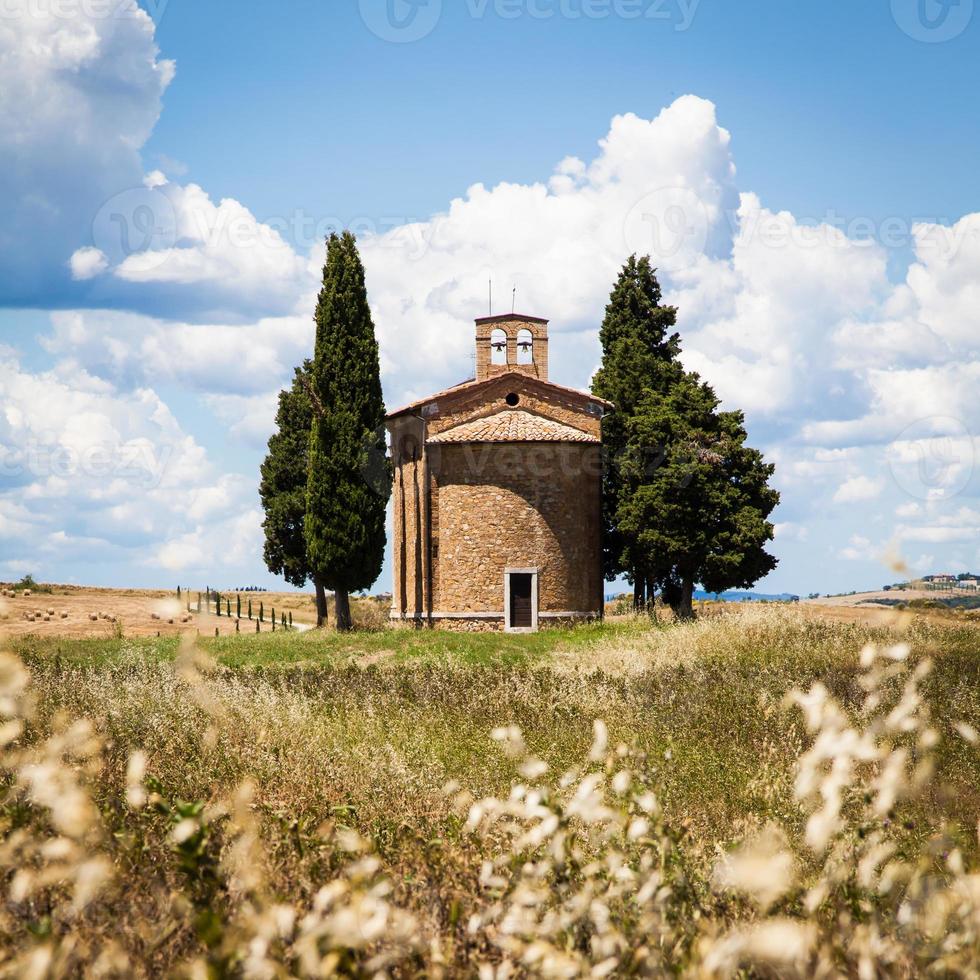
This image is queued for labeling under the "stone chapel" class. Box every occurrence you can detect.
[385,314,610,632]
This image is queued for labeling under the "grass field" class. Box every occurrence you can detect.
[3,605,980,975]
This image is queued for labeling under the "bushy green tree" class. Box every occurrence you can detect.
[591,256,683,607]
[619,373,779,618]
[259,360,330,626]
[305,232,389,632]
[593,256,778,618]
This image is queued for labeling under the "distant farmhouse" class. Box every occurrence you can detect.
[917,574,979,591]
[386,314,611,632]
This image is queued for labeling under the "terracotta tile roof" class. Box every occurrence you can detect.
[474,313,549,325]
[386,371,613,419]
[427,409,599,444]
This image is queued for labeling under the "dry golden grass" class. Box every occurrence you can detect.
[2,606,980,975]
[0,585,387,640]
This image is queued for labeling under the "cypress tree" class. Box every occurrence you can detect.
[620,374,779,618]
[305,232,390,632]
[236,593,241,619]
[591,255,683,609]
[248,599,252,620]
[215,592,221,616]
[226,599,231,617]
[260,360,332,627]
[593,255,779,619]
[259,601,264,622]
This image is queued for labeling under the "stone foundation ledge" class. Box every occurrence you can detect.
[389,610,600,632]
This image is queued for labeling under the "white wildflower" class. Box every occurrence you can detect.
[955,722,978,744]
[588,720,608,762]
[171,817,199,845]
[125,750,148,809]
[520,758,548,780]
[627,818,649,840]
[714,825,796,910]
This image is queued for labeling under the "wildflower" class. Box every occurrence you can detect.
[714,825,796,910]
[125,750,147,809]
[588,720,608,762]
[955,721,978,744]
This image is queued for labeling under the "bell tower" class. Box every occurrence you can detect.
[474,314,549,382]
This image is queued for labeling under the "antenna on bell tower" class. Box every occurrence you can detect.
[512,285,516,314]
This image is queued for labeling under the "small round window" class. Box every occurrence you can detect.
[505,392,520,407]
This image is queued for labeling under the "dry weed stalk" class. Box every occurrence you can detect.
[1,634,980,976]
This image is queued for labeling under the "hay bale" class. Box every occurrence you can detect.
[46,607,54,616]
[60,612,69,619]
[23,589,31,597]
[151,613,160,621]
[89,613,98,622]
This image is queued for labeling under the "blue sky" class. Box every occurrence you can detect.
[1,0,979,595]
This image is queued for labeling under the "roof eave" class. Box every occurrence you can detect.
[386,371,613,420]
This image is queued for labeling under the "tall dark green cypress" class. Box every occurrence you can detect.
[260,360,331,626]
[591,256,683,607]
[305,232,389,632]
